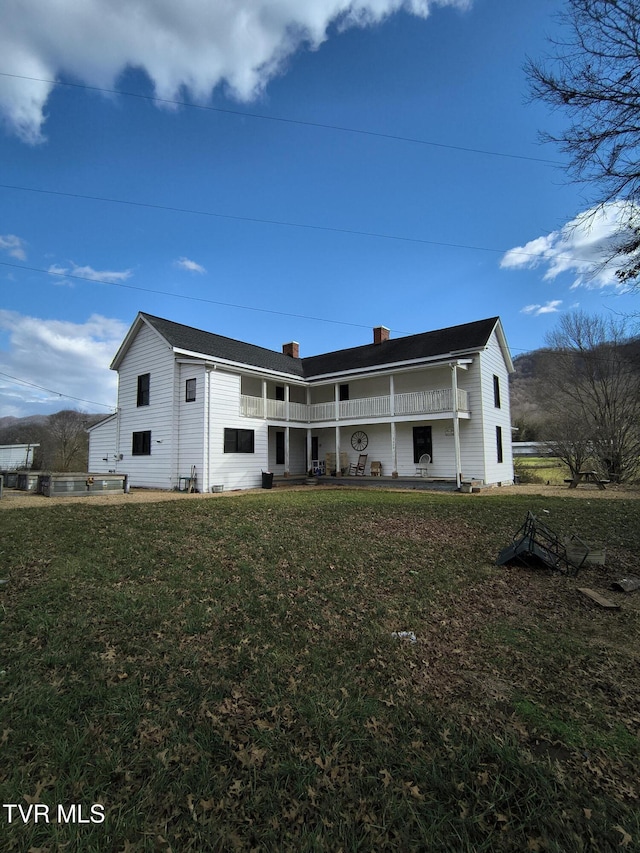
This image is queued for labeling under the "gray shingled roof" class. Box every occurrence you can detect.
[141,313,499,379]
[301,317,499,377]
[141,314,306,377]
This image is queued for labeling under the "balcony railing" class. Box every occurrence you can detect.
[240,388,469,422]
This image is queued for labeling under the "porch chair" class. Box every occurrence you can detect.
[370,461,382,477]
[349,454,368,476]
[416,454,431,477]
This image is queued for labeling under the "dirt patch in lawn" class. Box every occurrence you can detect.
[1,480,638,510]
[0,485,260,509]
[479,482,640,499]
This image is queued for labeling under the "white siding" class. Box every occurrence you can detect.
[268,427,307,475]
[206,370,268,491]
[88,416,118,472]
[116,322,175,489]
[391,421,457,477]
[0,444,39,470]
[317,423,397,476]
[313,421,458,478]
[478,330,513,485]
[457,356,488,481]
[177,363,206,488]
[309,367,460,410]
[394,366,451,395]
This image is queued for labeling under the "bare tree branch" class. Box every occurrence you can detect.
[527,0,640,284]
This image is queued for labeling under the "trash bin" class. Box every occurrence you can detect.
[261,471,273,489]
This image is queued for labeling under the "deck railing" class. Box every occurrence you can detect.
[240,387,469,422]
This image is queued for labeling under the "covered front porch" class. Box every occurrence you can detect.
[267,415,474,489]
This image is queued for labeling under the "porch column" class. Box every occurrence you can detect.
[391,421,397,476]
[285,384,290,422]
[334,383,340,421]
[389,374,395,416]
[262,379,267,419]
[335,425,341,475]
[285,426,290,475]
[451,364,462,489]
[306,428,312,474]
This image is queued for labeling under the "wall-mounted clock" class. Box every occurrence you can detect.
[351,430,368,451]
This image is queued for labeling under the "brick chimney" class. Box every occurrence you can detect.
[282,341,300,358]
[373,326,390,345]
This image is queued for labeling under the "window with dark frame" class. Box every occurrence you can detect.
[223,428,255,453]
[137,373,150,406]
[185,378,196,402]
[275,386,285,401]
[493,374,501,408]
[496,426,503,464]
[132,430,151,455]
[339,384,349,401]
[413,425,433,464]
[275,431,285,465]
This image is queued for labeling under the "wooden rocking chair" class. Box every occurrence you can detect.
[349,454,367,476]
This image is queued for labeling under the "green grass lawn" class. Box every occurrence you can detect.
[513,456,571,485]
[1,490,639,851]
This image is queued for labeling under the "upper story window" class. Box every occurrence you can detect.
[275,386,285,401]
[493,374,501,409]
[137,373,150,407]
[339,384,349,401]
[185,378,196,402]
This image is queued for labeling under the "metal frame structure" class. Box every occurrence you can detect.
[496,511,589,577]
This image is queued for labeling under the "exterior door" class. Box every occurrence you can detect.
[413,426,432,463]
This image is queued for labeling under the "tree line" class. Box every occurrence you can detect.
[0,411,105,472]
[512,311,640,482]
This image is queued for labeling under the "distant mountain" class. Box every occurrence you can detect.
[0,411,107,470]
[510,338,640,441]
[0,414,49,430]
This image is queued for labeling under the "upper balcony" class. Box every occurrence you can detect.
[239,387,470,423]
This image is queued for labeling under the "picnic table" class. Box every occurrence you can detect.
[564,471,610,490]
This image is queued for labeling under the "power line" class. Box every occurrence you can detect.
[4,256,634,359]
[0,182,597,267]
[0,70,563,167]
[0,259,402,331]
[0,369,115,410]
[0,180,507,252]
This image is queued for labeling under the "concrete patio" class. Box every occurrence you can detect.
[273,474,459,491]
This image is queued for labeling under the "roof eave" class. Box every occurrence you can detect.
[173,348,305,381]
[490,318,515,373]
[304,350,481,382]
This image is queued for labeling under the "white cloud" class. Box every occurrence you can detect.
[500,201,639,290]
[0,234,27,260]
[520,300,563,317]
[47,262,132,284]
[0,0,471,143]
[0,310,127,416]
[175,257,206,274]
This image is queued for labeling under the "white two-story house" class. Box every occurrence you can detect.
[88,312,514,491]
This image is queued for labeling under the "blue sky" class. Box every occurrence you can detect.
[0,0,637,417]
